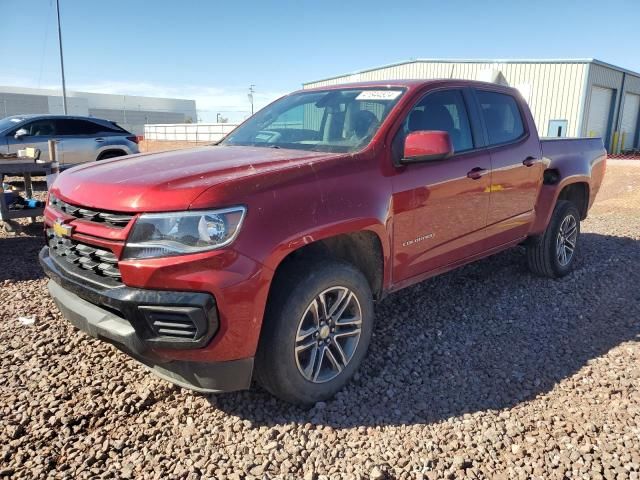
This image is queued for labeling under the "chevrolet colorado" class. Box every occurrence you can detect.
[40,80,606,405]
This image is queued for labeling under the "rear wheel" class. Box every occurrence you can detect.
[255,260,374,405]
[527,200,580,278]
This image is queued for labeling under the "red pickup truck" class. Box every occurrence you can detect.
[40,80,606,405]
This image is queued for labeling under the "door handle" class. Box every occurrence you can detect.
[466,167,488,180]
[523,156,538,167]
[95,138,105,143]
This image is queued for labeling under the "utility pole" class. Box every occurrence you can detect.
[248,85,255,116]
[56,0,68,115]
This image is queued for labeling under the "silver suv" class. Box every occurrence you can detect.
[0,114,139,166]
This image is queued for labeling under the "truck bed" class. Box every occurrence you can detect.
[540,137,606,166]
[540,136,607,213]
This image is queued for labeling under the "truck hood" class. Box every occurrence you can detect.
[52,146,337,212]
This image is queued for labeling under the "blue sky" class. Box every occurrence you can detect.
[2,0,639,121]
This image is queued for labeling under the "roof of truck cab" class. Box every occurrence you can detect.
[299,78,516,92]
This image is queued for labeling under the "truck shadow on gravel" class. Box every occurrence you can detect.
[0,225,47,282]
[213,232,640,427]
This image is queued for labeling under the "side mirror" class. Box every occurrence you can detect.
[14,128,28,139]
[401,131,453,164]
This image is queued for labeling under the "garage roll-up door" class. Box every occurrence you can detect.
[621,93,640,150]
[586,86,614,142]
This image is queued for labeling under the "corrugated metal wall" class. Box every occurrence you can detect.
[89,108,187,135]
[304,61,589,137]
[0,93,50,117]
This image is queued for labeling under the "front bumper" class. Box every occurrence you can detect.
[40,247,253,392]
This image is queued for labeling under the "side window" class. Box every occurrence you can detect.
[56,119,103,136]
[476,90,525,145]
[401,90,474,154]
[17,120,56,136]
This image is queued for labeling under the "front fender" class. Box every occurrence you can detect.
[261,220,390,278]
[190,151,393,288]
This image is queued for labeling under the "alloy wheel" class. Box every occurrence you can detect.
[294,286,363,383]
[556,214,578,266]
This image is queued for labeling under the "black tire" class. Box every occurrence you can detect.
[255,260,374,405]
[97,151,125,160]
[527,200,581,278]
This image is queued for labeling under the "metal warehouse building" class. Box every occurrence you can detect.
[304,59,640,153]
[0,86,197,135]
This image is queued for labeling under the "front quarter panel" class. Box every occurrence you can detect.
[189,149,393,283]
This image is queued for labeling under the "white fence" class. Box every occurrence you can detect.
[144,123,239,142]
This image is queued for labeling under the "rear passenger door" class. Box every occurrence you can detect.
[55,119,102,165]
[473,89,543,243]
[391,88,492,282]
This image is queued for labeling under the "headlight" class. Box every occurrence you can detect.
[122,207,246,259]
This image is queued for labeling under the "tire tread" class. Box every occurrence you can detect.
[255,258,373,405]
[526,200,580,278]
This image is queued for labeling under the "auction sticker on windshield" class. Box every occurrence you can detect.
[356,90,402,101]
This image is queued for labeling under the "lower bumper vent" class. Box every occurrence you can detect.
[139,306,210,341]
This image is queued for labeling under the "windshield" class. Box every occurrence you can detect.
[0,116,27,133]
[222,88,405,153]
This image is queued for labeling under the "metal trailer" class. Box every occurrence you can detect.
[0,159,54,232]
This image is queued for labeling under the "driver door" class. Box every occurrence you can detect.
[391,88,492,283]
[7,119,60,162]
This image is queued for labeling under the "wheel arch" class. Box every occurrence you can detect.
[96,148,127,160]
[556,181,590,220]
[530,175,591,235]
[267,228,387,302]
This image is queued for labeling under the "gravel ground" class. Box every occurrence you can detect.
[1,161,639,479]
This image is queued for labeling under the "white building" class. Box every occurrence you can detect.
[0,86,197,135]
[304,59,640,153]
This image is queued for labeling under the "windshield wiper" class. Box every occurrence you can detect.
[268,145,280,149]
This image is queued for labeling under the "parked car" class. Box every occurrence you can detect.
[40,80,606,405]
[0,114,139,166]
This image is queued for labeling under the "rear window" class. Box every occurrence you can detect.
[56,119,130,135]
[56,119,103,135]
[99,121,129,133]
[105,122,129,133]
[476,91,525,146]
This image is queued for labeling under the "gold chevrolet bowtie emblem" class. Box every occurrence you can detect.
[53,219,73,238]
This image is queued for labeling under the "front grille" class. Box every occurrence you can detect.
[50,196,133,228]
[47,230,122,283]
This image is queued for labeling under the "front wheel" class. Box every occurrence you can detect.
[255,260,374,405]
[527,200,581,278]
